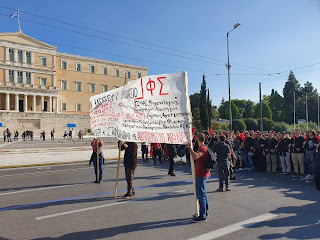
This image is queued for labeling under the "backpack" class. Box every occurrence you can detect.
[204,147,217,169]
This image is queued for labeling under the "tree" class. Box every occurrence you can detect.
[225,101,241,119]
[199,75,209,130]
[244,118,258,131]
[189,93,200,111]
[273,122,290,132]
[283,71,300,123]
[207,89,212,126]
[243,100,255,118]
[192,108,201,130]
[262,118,274,131]
[232,119,246,132]
[254,102,272,120]
[264,89,284,122]
[218,101,227,119]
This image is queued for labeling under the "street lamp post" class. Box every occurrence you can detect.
[226,23,240,131]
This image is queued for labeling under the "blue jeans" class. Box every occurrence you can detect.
[93,157,103,181]
[243,152,253,169]
[305,150,315,175]
[196,176,209,219]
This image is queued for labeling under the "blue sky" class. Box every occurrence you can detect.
[1,0,319,106]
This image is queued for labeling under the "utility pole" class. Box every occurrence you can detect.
[318,92,319,130]
[293,90,296,130]
[306,92,308,131]
[259,82,263,132]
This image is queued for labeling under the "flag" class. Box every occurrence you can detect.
[209,126,213,135]
[10,11,19,18]
[192,127,196,135]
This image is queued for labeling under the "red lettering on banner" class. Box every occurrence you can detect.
[146,78,156,96]
[134,78,144,100]
[157,77,169,96]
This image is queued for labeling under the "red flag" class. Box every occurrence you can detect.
[240,132,244,140]
[209,126,213,135]
[192,127,196,135]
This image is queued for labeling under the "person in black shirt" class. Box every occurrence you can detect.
[233,132,243,169]
[303,130,319,179]
[253,131,266,172]
[243,132,254,170]
[289,129,305,177]
[212,136,231,192]
[277,132,291,174]
[167,144,177,176]
[265,131,278,173]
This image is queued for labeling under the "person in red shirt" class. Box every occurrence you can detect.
[151,143,162,165]
[188,133,209,223]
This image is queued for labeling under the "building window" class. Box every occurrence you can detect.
[18,50,23,63]
[90,65,95,73]
[138,72,141,78]
[102,85,108,92]
[89,83,95,93]
[61,102,67,111]
[9,70,14,82]
[127,71,131,79]
[76,63,81,72]
[17,71,23,83]
[26,72,31,84]
[40,78,47,86]
[26,51,31,64]
[61,60,67,70]
[9,48,14,61]
[114,86,120,89]
[114,68,120,77]
[61,80,67,90]
[76,82,82,91]
[103,67,108,75]
[76,103,81,112]
[41,57,47,67]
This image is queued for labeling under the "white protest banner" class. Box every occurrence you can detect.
[90,72,192,144]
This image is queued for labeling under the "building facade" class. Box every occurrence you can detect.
[0,31,148,136]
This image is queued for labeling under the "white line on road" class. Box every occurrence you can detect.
[0,167,89,178]
[0,183,88,196]
[189,213,277,240]
[36,190,187,220]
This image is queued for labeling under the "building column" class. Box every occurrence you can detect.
[6,93,10,111]
[53,74,56,87]
[5,70,9,82]
[14,50,18,65]
[33,95,36,112]
[15,94,19,112]
[31,72,34,85]
[41,95,44,112]
[13,71,17,83]
[22,71,26,84]
[22,50,26,66]
[24,95,28,112]
[30,52,34,66]
[49,96,52,112]
[55,96,59,113]
[5,47,9,63]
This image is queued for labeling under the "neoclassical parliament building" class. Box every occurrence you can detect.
[0,30,148,136]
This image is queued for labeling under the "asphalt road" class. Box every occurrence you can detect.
[0,159,319,240]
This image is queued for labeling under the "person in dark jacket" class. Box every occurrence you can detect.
[265,131,278,173]
[167,144,177,176]
[121,141,138,199]
[277,132,291,174]
[253,131,266,172]
[243,132,254,170]
[289,129,305,177]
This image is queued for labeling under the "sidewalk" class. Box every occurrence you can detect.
[0,147,129,169]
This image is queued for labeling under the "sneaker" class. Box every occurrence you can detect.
[301,174,313,180]
[132,188,135,196]
[122,193,132,199]
[170,173,176,176]
[217,188,223,192]
[230,176,236,180]
[300,174,305,179]
[94,180,100,183]
[192,216,207,223]
[226,187,231,191]
[193,213,209,218]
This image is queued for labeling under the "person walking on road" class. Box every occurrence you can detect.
[167,144,177,176]
[90,138,104,183]
[120,141,138,199]
[188,133,210,223]
[212,135,231,192]
[51,131,54,141]
[141,142,149,162]
[151,143,162,165]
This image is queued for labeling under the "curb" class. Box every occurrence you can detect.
[0,158,119,169]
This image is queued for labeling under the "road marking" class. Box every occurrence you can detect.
[189,213,277,240]
[0,167,88,178]
[36,190,186,220]
[0,183,88,196]
[2,171,79,180]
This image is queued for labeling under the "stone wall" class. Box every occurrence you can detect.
[0,112,91,137]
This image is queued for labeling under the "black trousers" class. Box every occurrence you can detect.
[168,156,174,174]
[217,161,230,188]
[153,148,162,164]
[125,167,135,195]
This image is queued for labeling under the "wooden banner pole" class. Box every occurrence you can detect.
[115,140,122,198]
[96,139,100,182]
[184,71,199,217]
